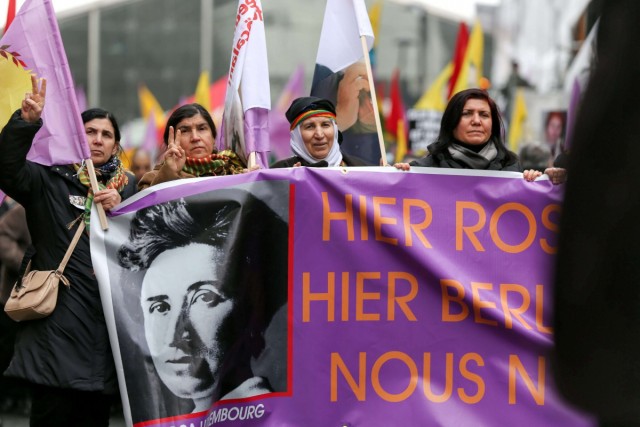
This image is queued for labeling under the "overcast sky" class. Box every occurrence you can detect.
[2,0,501,23]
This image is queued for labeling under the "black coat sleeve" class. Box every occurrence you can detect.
[0,110,43,206]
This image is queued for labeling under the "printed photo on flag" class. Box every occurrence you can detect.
[311,0,380,165]
[94,181,290,425]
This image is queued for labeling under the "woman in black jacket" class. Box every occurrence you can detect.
[0,77,136,427]
[271,96,370,168]
[395,88,521,172]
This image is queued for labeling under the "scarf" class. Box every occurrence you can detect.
[182,150,245,177]
[448,140,498,169]
[74,156,129,230]
[290,123,343,167]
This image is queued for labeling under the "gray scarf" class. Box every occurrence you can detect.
[448,141,498,169]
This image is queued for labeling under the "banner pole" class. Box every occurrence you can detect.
[85,159,109,230]
[360,35,387,166]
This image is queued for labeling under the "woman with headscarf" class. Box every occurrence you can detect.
[0,76,137,426]
[138,103,246,190]
[271,96,371,168]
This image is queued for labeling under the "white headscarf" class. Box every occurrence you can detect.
[290,122,343,167]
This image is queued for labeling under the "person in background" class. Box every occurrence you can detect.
[0,198,31,416]
[271,97,370,168]
[130,148,153,184]
[138,103,246,190]
[519,143,552,173]
[394,88,522,172]
[0,76,137,427]
[544,111,566,160]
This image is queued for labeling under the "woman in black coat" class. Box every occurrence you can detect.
[395,88,522,172]
[0,77,136,427]
[271,96,370,168]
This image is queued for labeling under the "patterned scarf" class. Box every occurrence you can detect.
[74,156,129,230]
[182,150,246,176]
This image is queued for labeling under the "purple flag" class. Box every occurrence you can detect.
[0,0,89,165]
[564,78,581,152]
[270,64,305,161]
[75,84,87,112]
[140,109,159,160]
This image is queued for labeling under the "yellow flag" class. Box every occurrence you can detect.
[369,0,382,45]
[508,89,528,152]
[138,85,164,127]
[0,52,32,133]
[194,71,211,112]
[395,119,407,163]
[451,20,483,96]
[414,62,453,111]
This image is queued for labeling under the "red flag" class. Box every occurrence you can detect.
[448,22,469,99]
[385,69,408,162]
[4,0,16,34]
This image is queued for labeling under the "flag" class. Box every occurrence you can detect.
[3,0,16,34]
[564,77,581,151]
[415,62,453,111]
[385,69,408,163]
[508,88,528,152]
[271,64,305,160]
[138,84,165,129]
[448,22,469,99]
[194,70,211,112]
[219,0,271,168]
[311,0,379,164]
[141,108,161,161]
[451,20,484,96]
[0,0,89,165]
[368,0,382,69]
[182,74,227,132]
[75,84,87,112]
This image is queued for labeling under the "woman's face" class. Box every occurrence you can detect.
[453,98,492,145]
[300,116,335,159]
[141,243,234,400]
[85,118,119,167]
[546,116,563,145]
[175,114,215,159]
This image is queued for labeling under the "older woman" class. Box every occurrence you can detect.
[395,88,521,172]
[0,76,136,426]
[271,96,370,168]
[138,103,245,190]
[117,190,287,417]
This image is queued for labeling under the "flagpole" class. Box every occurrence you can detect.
[85,159,109,230]
[360,35,387,166]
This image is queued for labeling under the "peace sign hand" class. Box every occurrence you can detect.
[163,126,186,173]
[21,75,47,123]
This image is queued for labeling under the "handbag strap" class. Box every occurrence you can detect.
[55,220,86,275]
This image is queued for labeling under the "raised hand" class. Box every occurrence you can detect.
[21,75,47,123]
[163,126,186,173]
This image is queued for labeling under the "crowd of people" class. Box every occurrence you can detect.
[0,67,570,426]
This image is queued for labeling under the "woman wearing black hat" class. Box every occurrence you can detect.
[271,97,371,168]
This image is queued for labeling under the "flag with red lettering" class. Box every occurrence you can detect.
[219,0,271,168]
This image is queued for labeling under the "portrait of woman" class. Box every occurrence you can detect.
[115,186,289,421]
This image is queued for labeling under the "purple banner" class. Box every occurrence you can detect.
[92,168,594,427]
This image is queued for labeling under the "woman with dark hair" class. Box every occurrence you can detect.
[138,103,246,190]
[117,190,287,415]
[0,76,137,426]
[271,96,370,168]
[395,88,521,171]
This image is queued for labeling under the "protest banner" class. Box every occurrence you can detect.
[92,168,594,427]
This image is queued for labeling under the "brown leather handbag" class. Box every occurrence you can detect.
[4,221,85,322]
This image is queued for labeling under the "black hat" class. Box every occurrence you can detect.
[285,97,337,126]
